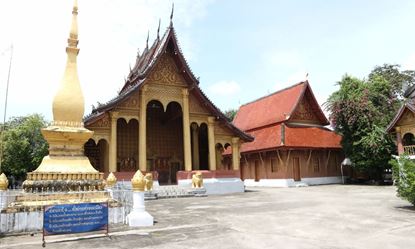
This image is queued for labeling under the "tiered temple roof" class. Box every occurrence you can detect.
[84,22,253,142]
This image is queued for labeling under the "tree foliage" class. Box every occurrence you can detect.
[390,156,415,205]
[1,114,48,181]
[224,108,238,121]
[325,64,415,179]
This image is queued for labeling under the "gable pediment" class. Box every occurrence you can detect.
[147,53,187,87]
[397,108,415,126]
[290,91,322,125]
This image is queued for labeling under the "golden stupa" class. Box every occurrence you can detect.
[23,0,104,192]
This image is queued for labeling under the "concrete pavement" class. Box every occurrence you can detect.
[1,185,414,249]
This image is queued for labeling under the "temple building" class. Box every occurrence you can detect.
[83,18,253,189]
[232,81,345,187]
[387,86,415,156]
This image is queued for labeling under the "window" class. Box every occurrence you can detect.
[271,158,278,172]
[313,158,320,173]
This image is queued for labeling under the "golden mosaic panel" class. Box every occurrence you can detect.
[147,54,187,87]
[87,113,110,128]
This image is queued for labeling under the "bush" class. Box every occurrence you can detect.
[390,156,415,205]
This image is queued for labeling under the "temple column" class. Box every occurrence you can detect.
[208,116,216,171]
[139,86,147,172]
[396,126,404,155]
[182,89,192,171]
[109,111,119,173]
[232,137,240,170]
[191,123,200,170]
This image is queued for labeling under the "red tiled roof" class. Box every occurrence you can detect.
[240,125,282,153]
[233,82,305,131]
[284,125,342,149]
[239,124,342,153]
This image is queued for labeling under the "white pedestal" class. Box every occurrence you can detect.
[127,191,153,227]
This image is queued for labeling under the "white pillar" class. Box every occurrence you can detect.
[127,191,154,227]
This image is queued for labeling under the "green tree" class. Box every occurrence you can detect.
[224,108,237,121]
[325,64,415,179]
[390,156,415,205]
[0,114,48,181]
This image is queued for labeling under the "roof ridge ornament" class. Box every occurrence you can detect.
[170,3,174,26]
[157,18,161,41]
[146,30,149,50]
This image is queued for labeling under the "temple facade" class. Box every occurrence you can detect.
[83,22,253,187]
[232,81,346,187]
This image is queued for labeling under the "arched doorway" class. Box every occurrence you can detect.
[84,139,109,173]
[147,100,184,184]
[117,118,138,172]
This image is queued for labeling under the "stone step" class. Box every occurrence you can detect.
[147,185,206,199]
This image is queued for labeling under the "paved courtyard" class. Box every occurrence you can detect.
[1,185,415,249]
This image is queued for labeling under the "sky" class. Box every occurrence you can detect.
[0,0,415,122]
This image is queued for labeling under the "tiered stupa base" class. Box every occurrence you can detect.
[22,171,105,193]
[2,191,120,213]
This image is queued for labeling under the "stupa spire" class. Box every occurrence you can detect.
[52,0,84,126]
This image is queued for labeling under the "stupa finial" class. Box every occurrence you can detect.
[51,0,84,125]
[68,0,79,51]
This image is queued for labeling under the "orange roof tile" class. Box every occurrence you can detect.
[233,82,305,131]
[284,126,342,149]
[239,124,342,153]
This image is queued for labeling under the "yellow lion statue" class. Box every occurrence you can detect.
[192,172,203,188]
[144,173,153,191]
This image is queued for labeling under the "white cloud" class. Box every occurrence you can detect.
[208,80,241,96]
[0,0,213,121]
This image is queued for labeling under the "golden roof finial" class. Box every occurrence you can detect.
[68,0,79,51]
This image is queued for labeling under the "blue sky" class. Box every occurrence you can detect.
[0,0,415,121]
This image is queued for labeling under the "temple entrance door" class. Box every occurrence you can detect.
[293,157,301,181]
[254,160,260,182]
[147,100,184,185]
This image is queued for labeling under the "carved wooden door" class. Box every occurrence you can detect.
[255,160,260,182]
[293,157,301,181]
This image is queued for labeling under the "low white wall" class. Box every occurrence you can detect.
[178,178,245,195]
[244,176,344,187]
[0,206,127,234]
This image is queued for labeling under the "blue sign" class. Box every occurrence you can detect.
[43,202,108,235]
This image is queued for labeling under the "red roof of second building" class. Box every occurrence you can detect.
[239,124,342,153]
[233,82,305,131]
